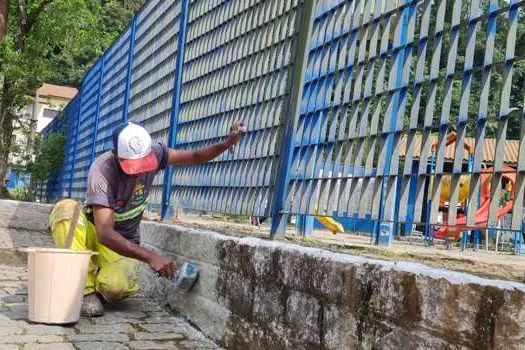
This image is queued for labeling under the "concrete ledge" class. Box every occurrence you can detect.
[140,221,525,350]
[0,200,51,231]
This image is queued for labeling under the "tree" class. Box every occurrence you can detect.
[0,0,7,42]
[0,0,143,198]
[407,0,525,140]
[28,132,65,182]
[49,0,144,87]
[0,0,101,197]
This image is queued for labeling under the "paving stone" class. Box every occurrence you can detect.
[140,316,178,324]
[25,344,76,350]
[146,311,172,317]
[0,345,19,350]
[0,334,63,343]
[74,318,95,327]
[24,325,76,336]
[2,304,28,320]
[138,323,188,334]
[177,340,217,349]
[74,342,130,350]
[89,316,137,325]
[1,295,26,303]
[127,341,179,349]
[75,323,134,334]
[0,325,22,335]
[0,281,27,288]
[0,319,28,326]
[109,311,147,319]
[134,332,186,341]
[109,298,163,313]
[68,333,130,343]
[8,287,28,295]
[2,310,28,320]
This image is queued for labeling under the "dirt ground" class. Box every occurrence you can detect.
[159,213,525,283]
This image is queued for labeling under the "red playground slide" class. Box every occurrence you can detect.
[434,166,515,240]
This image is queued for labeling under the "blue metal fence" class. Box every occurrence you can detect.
[129,0,184,214]
[40,0,525,248]
[173,0,305,219]
[38,112,66,200]
[70,60,105,201]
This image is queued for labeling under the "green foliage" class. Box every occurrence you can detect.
[405,0,525,140]
[49,0,144,86]
[0,0,144,193]
[28,133,66,182]
[8,187,32,202]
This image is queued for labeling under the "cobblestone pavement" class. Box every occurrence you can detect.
[0,228,220,350]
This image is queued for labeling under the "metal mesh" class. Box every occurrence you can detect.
[94,26,133,157]
[171,0,302,216]
[69,60,104,201]
[286,0,525,237]
[42,0,525,246]
[128,0,182,209]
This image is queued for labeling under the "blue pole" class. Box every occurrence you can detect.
[375,2,410,245]
[270,0,315,238]
[122,16,137,123]
[68,94,83,198]
[424,154,436,244]
[90,57,106,165]
[461,154,474,250]
[514,229,521,255]
[161,0,190,220]
[473,166,481,251]
[516,222,524,255]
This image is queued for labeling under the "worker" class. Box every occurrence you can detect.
[48,121,245,317]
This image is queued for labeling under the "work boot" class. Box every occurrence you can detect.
[81,293,104,317]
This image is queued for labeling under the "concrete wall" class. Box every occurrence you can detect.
[0,200,51,231]
[139,221,525,350]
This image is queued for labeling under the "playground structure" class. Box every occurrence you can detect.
[315,216,344,234]
[36,0,525,253]
[430,133,516,247]
[433,167,515,240]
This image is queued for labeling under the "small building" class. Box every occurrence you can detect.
[397,134,520,169]
[7,83,78,190]
[33,84,78,133]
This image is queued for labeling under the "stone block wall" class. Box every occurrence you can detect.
[139,221,525,350]
[0,200,51,231]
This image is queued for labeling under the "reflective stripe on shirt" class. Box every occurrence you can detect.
[114,200,147,222]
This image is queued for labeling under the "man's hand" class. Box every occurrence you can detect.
[167,121,247,166]
[148,254,175,279]
[93,206,168,270]
[226,121,247,148]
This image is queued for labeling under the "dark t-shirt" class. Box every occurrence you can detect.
[85,143,169,243]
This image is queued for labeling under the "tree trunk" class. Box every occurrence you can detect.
[0,80,14,198]
[26,88,38,156]
[0,0,7,43]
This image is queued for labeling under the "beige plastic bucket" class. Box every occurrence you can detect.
[27,248,94,324]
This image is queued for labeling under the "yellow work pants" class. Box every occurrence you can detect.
[49,199,139,302]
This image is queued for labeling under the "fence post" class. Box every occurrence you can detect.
[90,57,106,164]
[161,0,190,221]
[270,0,315,238]
[373,2,410,245]
[122,16,137,123]
[68,93,83,198]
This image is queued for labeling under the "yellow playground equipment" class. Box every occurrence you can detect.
[439,174,471,205]
[316,216,344,234]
